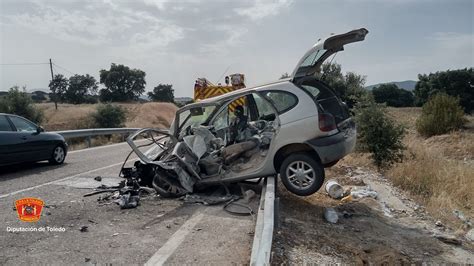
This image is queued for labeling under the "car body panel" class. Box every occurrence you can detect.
[292,28,369,78]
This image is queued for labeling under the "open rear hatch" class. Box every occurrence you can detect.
[292,28,368,132]
[291,28,368,79]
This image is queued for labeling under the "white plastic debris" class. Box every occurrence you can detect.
[325,180,344,199]
[465,229,474,242]
[324,207,339,224]
[350,187,378,199]
[453,209,472,227]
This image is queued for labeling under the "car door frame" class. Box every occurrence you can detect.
[6,115,48,163]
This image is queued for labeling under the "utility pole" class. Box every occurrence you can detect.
[49,58,57,110]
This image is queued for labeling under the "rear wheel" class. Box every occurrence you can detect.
[279,153,324,196]
[49,145,66,165]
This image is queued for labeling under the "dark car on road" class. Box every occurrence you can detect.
[0,113,68,166]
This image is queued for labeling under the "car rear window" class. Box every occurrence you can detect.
[0,115,13,131]
[298,80,350,123]
[9,116,37,132]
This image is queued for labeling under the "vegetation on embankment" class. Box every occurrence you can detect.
[347,107,473,229]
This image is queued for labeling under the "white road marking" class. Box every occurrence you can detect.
[0,162,123,199]
[145,213,205,266]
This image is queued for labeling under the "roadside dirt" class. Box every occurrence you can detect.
[272,163,474,264]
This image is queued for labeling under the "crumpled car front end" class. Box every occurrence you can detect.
[121,118,277,198]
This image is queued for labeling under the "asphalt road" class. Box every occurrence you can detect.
[0,142,258,265]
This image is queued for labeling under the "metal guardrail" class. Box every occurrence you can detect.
[53,128,140,147]
[250,176,276,266]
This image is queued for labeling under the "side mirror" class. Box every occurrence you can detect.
[37,126,44,134]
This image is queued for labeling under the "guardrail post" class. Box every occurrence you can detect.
[86,136,92,148]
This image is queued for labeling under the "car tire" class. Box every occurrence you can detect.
[49,145,66,165]
[279,153,324,196]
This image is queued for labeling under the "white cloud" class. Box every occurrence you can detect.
[143,0,170,10]
[235,0,293,21]
[199,26,249,54]
[3,1,185,49]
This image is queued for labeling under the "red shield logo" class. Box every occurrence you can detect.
[15,197,44,222]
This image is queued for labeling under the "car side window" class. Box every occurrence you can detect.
[261,91,298,114]
[9,116,37,132]
[0,115,13,131]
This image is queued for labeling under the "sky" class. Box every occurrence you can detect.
[0,0,472,97]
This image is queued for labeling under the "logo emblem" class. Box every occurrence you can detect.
[15,197,44,222]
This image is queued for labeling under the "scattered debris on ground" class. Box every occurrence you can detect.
[79,226,88,233]
[323,207,338,224]
[272,164,474,264]
[325,180,344,199]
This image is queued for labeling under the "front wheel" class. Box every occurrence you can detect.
[49,145,66,165]
[279,153,324,196]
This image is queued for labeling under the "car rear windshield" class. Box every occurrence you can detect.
[299,80,350,124]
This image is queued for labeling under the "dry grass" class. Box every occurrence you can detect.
[36,102,178,131]
[36,102,178,151]
[385,107,474,228]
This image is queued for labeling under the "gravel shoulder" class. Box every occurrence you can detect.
[272,164,474,264]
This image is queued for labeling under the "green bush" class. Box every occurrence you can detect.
[354,97,405,169]
[92,104,126,128]
[416,94,467,137]
[0,86,44,123]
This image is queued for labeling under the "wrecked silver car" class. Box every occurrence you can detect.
[123,100,278,197]
[121,28,368,197]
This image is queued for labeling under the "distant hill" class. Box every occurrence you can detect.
[366,80,417,91]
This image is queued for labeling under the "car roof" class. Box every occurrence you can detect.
[189,78,292,106]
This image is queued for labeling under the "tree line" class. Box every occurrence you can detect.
[49,63,175,108]
[370,68,472,113]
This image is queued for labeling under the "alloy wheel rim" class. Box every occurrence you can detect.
[54,147,64,162]
[286,160,315,190]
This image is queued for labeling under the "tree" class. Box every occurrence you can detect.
[279,72,290,79]
[65,74,98,104]
[416,94,467,137]
[48,74,68,109]
[92,104,126,128]
[0,86,43,123]
[414,68,473,113]
[354,96,405,169]
[148,84,174,102]
[372,83,414,107]
[320,62,368,108]
[99,64,146,102]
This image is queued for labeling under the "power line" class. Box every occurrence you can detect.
[0,62,49,65]
[52,63,76,75]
